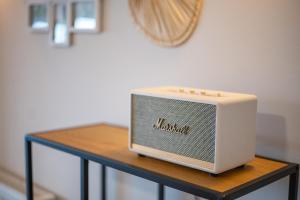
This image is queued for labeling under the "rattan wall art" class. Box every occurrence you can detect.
[128,0,203,47]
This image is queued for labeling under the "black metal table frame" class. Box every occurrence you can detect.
[25,135,299,200]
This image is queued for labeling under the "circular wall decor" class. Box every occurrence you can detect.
[128,0,203,47]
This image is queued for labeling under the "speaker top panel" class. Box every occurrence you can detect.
[131,86,257,105]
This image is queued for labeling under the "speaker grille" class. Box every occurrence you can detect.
[131,94,216,163]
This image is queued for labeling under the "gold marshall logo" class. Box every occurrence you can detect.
[153,118,190,135]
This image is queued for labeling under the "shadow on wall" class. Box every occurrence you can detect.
[256,113,287,159]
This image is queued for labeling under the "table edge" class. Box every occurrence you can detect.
[25,132,299,199]
[221,162,298,199]
[25,134,223,199]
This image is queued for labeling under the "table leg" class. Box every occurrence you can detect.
[158,183,164,200]
[81,158,89,200]
[101,165,106,200]
[25,139,33,200]
[289,166,299,200]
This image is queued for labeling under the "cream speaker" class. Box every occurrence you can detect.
[129,87,257,174]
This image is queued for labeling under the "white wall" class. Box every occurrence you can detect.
[0,0,5,165]
[0,0,299,200]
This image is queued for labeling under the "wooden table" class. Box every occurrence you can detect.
[25,124,299,200]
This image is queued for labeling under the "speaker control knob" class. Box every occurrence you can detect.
[179,89,185,93]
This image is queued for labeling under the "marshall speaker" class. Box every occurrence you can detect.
[129,87,257,174]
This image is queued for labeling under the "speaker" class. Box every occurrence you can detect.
[129,87,257,174]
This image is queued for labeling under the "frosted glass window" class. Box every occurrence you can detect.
[72,2,96,30]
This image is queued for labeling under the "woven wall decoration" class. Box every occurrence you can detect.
[128,0,203,47]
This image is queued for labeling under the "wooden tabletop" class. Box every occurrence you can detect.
[30,123,288,193]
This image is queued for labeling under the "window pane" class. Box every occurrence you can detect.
[30,4,48,29]
[53,4,68,44]
[72,2,96,30]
